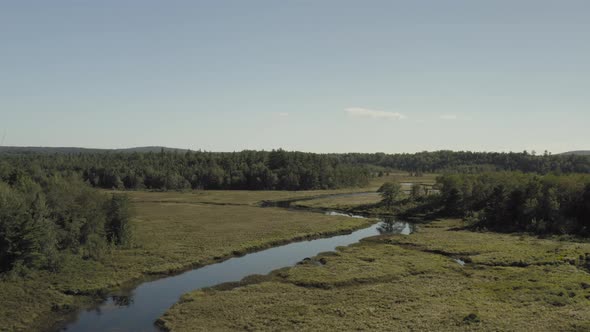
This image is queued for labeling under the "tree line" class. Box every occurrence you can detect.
[436,172,590,235]
[0,149,372,191]
[0,173,132,274]
[2,149,588,192]
[340,150,590,174]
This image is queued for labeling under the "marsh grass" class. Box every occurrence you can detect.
[0,190,371,331]
[159,220,590,331]
[293,193,382,211]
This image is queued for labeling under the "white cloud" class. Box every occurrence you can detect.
[345,107,406,120]
[439,114,457,120]
[277,112,289,117]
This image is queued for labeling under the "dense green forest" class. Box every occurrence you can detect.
[436,172,590,235]
[341,150,590,174]
[0,150,372,191]
[1,149,589,191]
[0,174,132,274]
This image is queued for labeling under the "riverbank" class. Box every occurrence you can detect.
[159,219,590,331]
[0,190,374,332]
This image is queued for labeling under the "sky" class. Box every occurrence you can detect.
[1,1,589,154]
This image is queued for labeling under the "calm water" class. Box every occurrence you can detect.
[58,214,413,332]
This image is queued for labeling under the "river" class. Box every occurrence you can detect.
[57,198,413,332]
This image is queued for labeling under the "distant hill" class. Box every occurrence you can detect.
[560,151,590,156]
[114,146,193,153]
[0,146,192,154]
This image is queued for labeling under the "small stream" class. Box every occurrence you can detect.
[57,198,414,332]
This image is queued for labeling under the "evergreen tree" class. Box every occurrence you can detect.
[105,195,133,246]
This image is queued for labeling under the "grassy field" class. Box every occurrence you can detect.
[292,173,438,211]
[367,172,438,189]
[124,188,376,206]
[0,189,374,332]
[159,220,590,331]
[293,193,382,210]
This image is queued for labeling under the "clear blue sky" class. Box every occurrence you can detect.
[1,1,588,153]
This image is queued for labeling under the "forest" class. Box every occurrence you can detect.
[341,150,590,174]
[436,172,590,235]
[0,173,132,274]
[0,149,589,192]
[0,149,372,191]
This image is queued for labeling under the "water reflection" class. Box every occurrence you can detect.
[111,295,135,307]
[377,218,414,235]
[325,211,367,219]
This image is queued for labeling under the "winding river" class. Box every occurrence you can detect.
[57,197,414,332]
